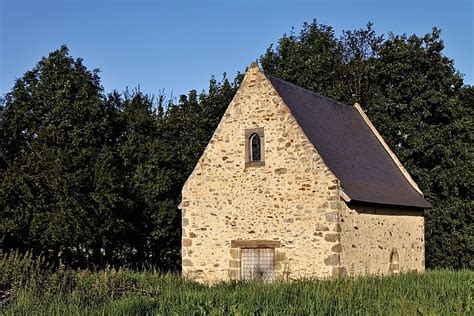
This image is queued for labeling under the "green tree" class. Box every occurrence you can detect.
[260,20,349,102]
[0,46,123,267]
[112,90,182,270]
[339,22,383,105]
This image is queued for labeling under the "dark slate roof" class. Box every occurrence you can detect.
[267,75,431,208]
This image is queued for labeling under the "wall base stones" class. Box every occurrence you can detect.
[228,247,241,280]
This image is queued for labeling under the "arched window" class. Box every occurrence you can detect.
[250,133,261,161]
[245,127,264,167]
[389,248,400,274]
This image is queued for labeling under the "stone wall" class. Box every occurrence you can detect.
[179,64,343,283]
[339,203,425,276]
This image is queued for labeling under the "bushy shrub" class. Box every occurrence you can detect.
[0,250,51,291]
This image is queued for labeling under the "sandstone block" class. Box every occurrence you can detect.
[275,168,287,175]
[324,233,340,242]
[275,261,282,270]
[329,202,341,210]
[229,260,241,269]
[182,238,192,247]
[332,267,347,278]
[228,269,240,280]
[331,244,342,253]
[315,223,329,231]
[276,251,287,262]
[319,202,329,208]
[230,248,239,259]
[324,254,340,266]
[325,211,339,222]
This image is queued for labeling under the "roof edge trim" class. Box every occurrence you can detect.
[340,189,352,203]
[353,103,423,196]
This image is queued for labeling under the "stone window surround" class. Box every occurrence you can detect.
[245,127,265,167]
[231,240,281,249]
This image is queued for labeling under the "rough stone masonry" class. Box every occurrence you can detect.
[179,63,425,283]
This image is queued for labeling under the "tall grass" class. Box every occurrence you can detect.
[1,252,472,315]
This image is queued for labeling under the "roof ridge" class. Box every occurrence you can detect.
[265,74,353,109]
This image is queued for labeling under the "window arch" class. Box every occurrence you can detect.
[245,127,264,167]
[389,248,400,274]
[250,133,261,162]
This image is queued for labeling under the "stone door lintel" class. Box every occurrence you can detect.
[231,240,281,249]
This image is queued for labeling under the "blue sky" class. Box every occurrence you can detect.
[1,0,473,99]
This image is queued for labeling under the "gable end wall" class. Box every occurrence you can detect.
[180,65,344,283]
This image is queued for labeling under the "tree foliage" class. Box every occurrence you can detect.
[261,21,348,102]
[1,46,120,267]
[1,19,472,270]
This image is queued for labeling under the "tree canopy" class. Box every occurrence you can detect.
[1,20,472,270]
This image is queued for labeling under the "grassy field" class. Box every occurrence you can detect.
[1,253,473,315]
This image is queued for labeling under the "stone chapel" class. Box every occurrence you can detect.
[179,63,430,283]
